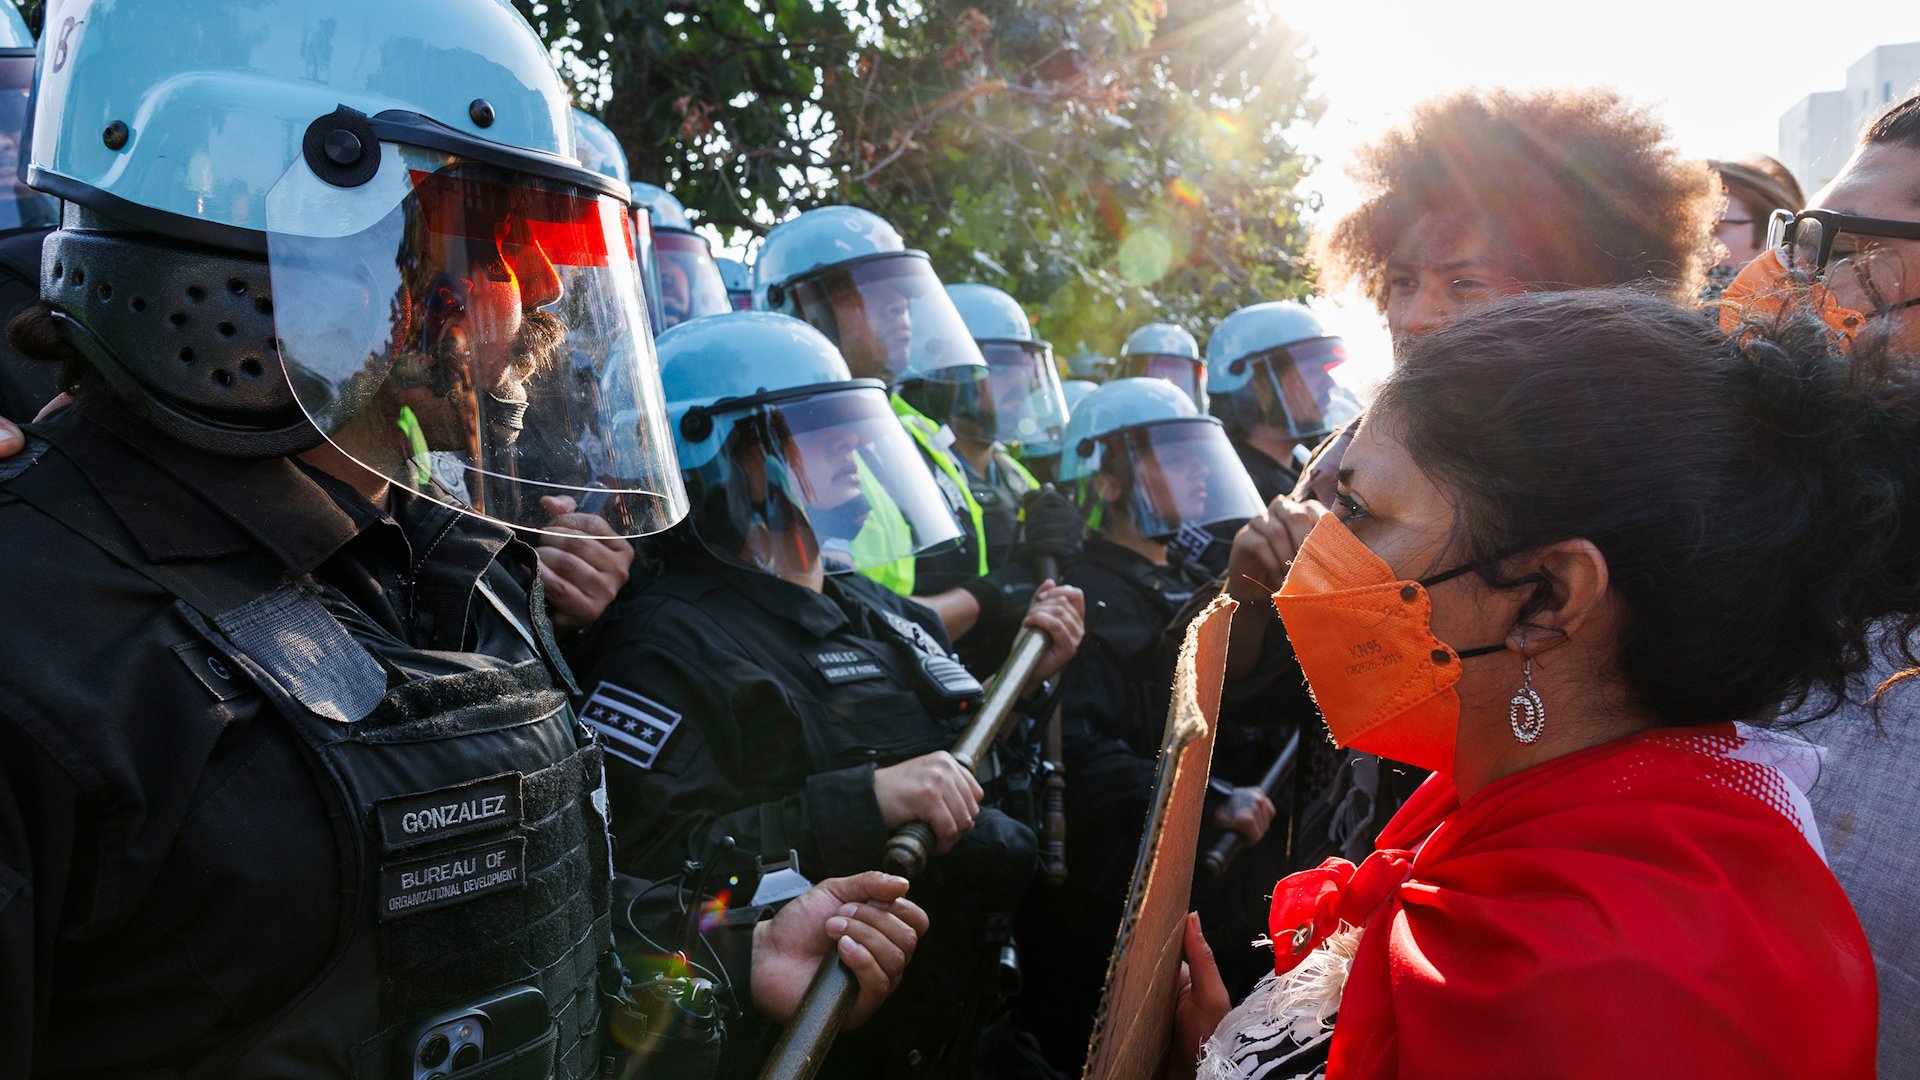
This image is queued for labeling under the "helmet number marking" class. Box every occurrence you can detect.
[51,17,78,73]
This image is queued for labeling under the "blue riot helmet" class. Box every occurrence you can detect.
[29,0,686,537]
[1065,352,1116,383]
[919,282,1069,458]
[571,109,630,183]
[1119,322,1205,412]
[661,311,962,578]
[714,256,752,310]
[1060,378,1099,415]
[1056,378,1263,541]
[0,8,52,235]
[1205,301,1362,442]
[631,182,729,329]
[753,206,987,387]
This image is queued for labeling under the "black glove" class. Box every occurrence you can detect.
[1019,485,1085,566]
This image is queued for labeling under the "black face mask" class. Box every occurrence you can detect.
[483,391,529,433]
[806,492,872,544]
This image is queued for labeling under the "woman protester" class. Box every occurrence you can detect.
[1170,288,1888,1079]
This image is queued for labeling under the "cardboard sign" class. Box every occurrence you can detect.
[1082,593,1235,1080]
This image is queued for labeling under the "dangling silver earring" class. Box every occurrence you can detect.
[1509,657,1546,744]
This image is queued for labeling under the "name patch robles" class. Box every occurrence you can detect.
[814,648,885,685]
[379,835,526,921]
[581,681,682,771]
[374,772,523,853]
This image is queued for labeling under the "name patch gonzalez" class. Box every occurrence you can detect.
[373,772,523,852]
[814,648,884,685]
[582,681,682,771]
[380,835,525,921]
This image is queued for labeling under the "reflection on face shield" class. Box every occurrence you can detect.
[1230,337,1348,439]
[268,150,685,538]
[382,174,579,466]
[654,232,734,329]
[784,256,986,385]
[940,341,1067,450]
[1107,436,1210,528]
[683,387,964,577]
[1080,420,1263,541]
[1125,354,1204,404]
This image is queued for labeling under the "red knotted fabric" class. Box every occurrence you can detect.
[1263,724,1877,1079]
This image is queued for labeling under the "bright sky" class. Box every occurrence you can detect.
[706,3,1920,392]
[1286,0,1920,394]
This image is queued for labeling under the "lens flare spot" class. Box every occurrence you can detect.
[1210,113,1238,137]
[1118,228,1176,286]
[1167,177,1202,207]
[696,889,730,935]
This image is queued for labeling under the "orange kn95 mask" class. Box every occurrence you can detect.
[1272,513,1509,775]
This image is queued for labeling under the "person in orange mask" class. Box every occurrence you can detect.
[1195,88,1722,873]
[1166,287,1894,1080]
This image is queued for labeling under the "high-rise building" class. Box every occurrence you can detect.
[1779,43,1920,194]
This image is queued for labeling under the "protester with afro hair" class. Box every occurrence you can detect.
[1186,88,1725,879]
[1315,87,1720,337]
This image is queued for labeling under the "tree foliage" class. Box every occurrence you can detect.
[516,0,1322,353]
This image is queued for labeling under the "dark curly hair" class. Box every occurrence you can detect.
[1317,88,1720,309]
[1372,287,1920,727]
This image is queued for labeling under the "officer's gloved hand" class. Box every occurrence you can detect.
[751,870,930,1029]
[874,750,983,854]
[1021,580,1085,693]
[535,495,635,629]
[1210,785,1276,845]
[1020,486,1085,567]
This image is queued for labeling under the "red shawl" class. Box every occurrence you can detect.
[1267,724,1877,1078]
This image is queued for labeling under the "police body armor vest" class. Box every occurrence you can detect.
[5,445,615,1080]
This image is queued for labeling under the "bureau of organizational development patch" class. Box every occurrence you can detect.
[581,681,683,770]
[379,835,526,921]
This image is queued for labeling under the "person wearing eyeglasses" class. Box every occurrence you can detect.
[1750,95,1920,354]
[1718,89,1920,1075]
[1703,156,1803,300]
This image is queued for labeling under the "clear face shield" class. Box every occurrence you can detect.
[1078,419,1265,541]
[1119,353,1205,407]
[265,134,687,537]
[780,254,988,385]
[654,230,733,329]
[1224,336,1361,440]
[681,383,963,578]
[0,54,55,232]
[633,207,667,337]
[943,340,1069,453]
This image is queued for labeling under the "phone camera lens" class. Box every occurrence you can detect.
[452,1042,482,1070]
[419,1033,450,1068]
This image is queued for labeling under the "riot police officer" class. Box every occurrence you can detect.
[1064,351,1115,384]
[752,205,994,600]
[564,311,1083,1077]
[1116,322,1205,412]
[0,4,918,1075]
[1013,378,1278,1070]
[633,182,733,329]
[1204,301,1362,503]
[918,283,1070,551]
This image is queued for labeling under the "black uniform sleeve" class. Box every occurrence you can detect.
[573,603,892,882]
[0,712,84,1080]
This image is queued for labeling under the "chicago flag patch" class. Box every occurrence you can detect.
[582,681,682,771]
